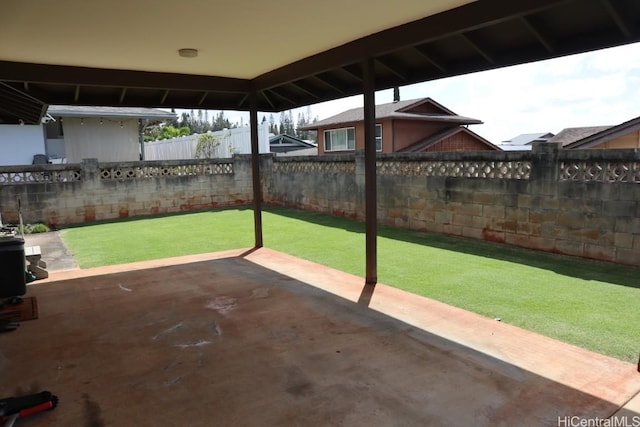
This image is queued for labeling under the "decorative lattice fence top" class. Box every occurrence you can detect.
[0,168,81,184]
[99,162,233,180]
[273,161,355,174]
[376,160,531,179]
[560,161,640,183]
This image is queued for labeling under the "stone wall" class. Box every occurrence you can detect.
[0,157,252,226]
[2,145,639,266]
[265,144,640,266]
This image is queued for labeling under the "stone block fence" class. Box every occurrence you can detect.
[1,143,639,266]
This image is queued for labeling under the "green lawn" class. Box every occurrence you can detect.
[61,207,640,362]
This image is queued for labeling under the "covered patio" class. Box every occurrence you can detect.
[2,0,640,424]
[2,248,639,425]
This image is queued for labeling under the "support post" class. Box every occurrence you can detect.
[249,91,263,248]
[139,119,146,161]
[363,57,377,285]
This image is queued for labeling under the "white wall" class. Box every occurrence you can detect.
[46,138,66,159]
[145,124,270,160]
[64,117,139,163]
[0,125,46,166]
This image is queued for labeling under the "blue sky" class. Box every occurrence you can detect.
[220,42,640,144]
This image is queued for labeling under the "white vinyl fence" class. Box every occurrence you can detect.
[144,125,270,160]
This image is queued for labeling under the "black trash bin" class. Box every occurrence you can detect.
[0,237,26,298]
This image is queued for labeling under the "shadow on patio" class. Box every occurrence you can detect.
[1,248,639,426]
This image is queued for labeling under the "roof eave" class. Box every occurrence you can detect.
[566,117,640,149]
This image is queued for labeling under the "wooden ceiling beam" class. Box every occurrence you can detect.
[160,90,170,105]
[459,33,494,64]
[268,88,296,105]
[340,65,363,82]
[520,16,555,53]
[375,58,408,81]
[261,91,275,109]
[600,0,632,37]
[119,88,127,104]
[311,75,346,94]
[237,93,249,108]
[413,46,448,73]
[0,61,250,93]
[198,91,209,106]
[289,81,320,99]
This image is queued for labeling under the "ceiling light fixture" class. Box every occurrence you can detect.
[178,48,198,58]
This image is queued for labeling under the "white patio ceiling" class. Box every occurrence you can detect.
[0,0,474,79]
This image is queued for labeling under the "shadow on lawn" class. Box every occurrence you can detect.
[60,206,254,229]
[266,207,640,290]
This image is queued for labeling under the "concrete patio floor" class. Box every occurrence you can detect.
[1,248,639,426]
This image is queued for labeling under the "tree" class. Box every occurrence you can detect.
[268,114,277,135]
[212,111,232,131]
[294,106,317,140]
[194,133,221,159]
[167,108,179,127]
[296,112,308,140]
[143,123,191,142]
[287,110,295,135]
[279,110,295,135]
[178,112,191,128]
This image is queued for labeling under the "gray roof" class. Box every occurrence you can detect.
[498,144,532,151]
[47,105,177,120]
[269,134,316,153]
[503,132,554,145]
[548,126,612,147]
[300,98,481,130]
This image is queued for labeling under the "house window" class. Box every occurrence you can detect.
[376,124,382,151]
[324,127,355,151]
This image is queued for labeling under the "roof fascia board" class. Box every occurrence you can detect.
[397,97,458,115]
[0,61,251,93]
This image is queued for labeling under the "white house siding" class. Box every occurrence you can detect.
[63,117,139,163]
[145,125,270,160]
[0,125,46,166]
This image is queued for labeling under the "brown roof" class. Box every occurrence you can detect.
[300,98,481,130]
[548,126,612,147]
[399,127,500,152]
[564,116,640,149]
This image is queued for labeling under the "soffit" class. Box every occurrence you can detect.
[1,0,639,123]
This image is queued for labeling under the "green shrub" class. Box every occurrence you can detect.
[29,223,50,233]
[16,223,51,234]
[194,133,221,159]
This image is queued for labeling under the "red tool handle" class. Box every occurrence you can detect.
[19,401,53,417]
[0,401,55,424]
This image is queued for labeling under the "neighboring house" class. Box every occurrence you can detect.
[551,116,640,149]
[547,126,612,148]
[499,132,554,151]
[0,105,176,165]
[299,98,500,155]
[269,134,317,156]
[46,106,176,163]
[0,124,49,166]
